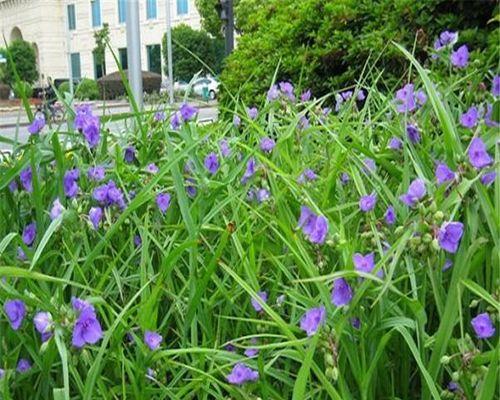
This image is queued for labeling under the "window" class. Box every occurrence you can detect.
[70,53,81,80]
[91,0,101,27]
[147,44,161,74]
[93,50,106,79]
[146,0,157,19]
[177,0,188,15]
[67,4,76,30]
[119,48,128,70]
[118,0,127,23]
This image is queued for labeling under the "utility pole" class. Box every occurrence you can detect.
[218,0,234,55]
[126,0,143,110]
[165,0,174,104]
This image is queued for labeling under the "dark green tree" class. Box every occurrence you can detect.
[163,24,224,81]
[0,40,38,86]
[93,23,110,77]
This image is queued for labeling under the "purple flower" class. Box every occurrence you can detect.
[400,178,426,207]
[460,106,479,128]
[359,193,377,212]
[124,146,136,164]
[353,252,375,274]
[170,112,181,130]
[260,137,276,153]
[8,179,18,192]
[89,207,103,230]
[492,75,500,97]
[134,235,142,247]
[297,206,328,244]
[204,152,219,175]
[442,259,453,272]
[50,198,64,220]
[154,111,165,121]
[244,347,259,357]
[88,166,105,181]
[28,114,45,135]
[241,158,256,184]
[72,307,103,348]
[300,306,326,336]
[395,83,416,113]
[145,163,159,174]
[63,168,80,198]
[438,31,458,47]
[406,124,421,144]
[340,172,350,184]
[33,311,53,342]
[20,167,33,192]
[451,45,469,68]
[471,313,495,339]
[226,363,259,385]
[384,206,396,225]
[301,89,312,102]
[484,103,500,128]
[233,114,241,127]
[156,193,171,214]
[331,278,353,307]
[357,89,366,101]
[185,178,197,197]
[82,115,100,148]
[74,104,93,130]
[298,168,317,184]
[71,297,94,313]
[438,221,463,254]
[416,90,427,106]
[93,180,125,208]
[0,369,4,379]
[179,103,198,121]
[299,115,310,130]
[4,299,26,330]
[351,317,361,330]
[481,171,496,186]
[435,162,456,185]
[447,381,460,392]
[279,81,295,101]
[468,137,492,169]
[247,107,258,120]
[388,137,403,150]
[251,291,268,312]
[363,158,376,174]
[22,222,36,246]
[16,359,31,373]
[256,188,270,203]
[219,139,231,157]
[267,84,279,101]
[144,330,163,350]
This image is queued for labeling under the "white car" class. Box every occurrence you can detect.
[191,77,219,100]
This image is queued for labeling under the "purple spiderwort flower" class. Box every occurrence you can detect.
[74,104,93,130]
[298,168,317,184]
[50,198,64,220]
[4,299,26,330]
[279,81,295,101]
[89,207,103,230]
[385,206,396,225]
[134,235,142,247]
[435,162,456,185]
[256,188,270,203]
[244,347,259,357]
[93,180,126,209]
[170,112,181,130]
[204,152,219,175]
[144,331,163,350]
[267,84,279,101]
[363,158,376,174]
[72,307,103,348]
[241,158,256,184]
[154,111,165,121]
[16,359,31,373]
[437,31,458,49]
[340,172,350,184]
[22,222,36,246]
[492,75,500,97]
[299,115,310,130]
[447,381,460,392]
[219,139,231,157]
[359,193,377,212]
[8,179,18,192]
[406,124,421,144]
[145,163,159,174]
[247,107,258,120]
[357,89,366,101]
[88,166,105,181]
[17,247,27,261]
[484,103,499,128]
[185,178,197,197]
[82,115,100,148]
[297,206,328,244]
[438,221,463,254]
[226,363,259,385]
[124,146,136,164]
[331,278,353,307]
[179,103,198,121]
[471,313,495,339]
[400,178,426,207]
[28,114,45,135]
[71,297,94,313]
[395,83,416,113]
[156,193,171,214]
[481,171,496,186]
[468,137,492,169]
[300,306,326,336]
[0,369,4,379]
[451,45,469,68]
[260,137,276,153]
[442,259,453,272]
[251,291,268,312]
[63,168,80,198]
[460,106,479,128]
[416,90,427,106]
[351,317,361,330]
[233,114,241,127]
[301,89,312,102]
[388,137,403,150]
[353,252,375,274]
[20,167,33,193]
[34,311,53,342]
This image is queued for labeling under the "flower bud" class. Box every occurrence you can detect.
[433,211,444,222]
[324,353,335,366]
[451,371,460,381]
[423,233,433,243]
[431,238,440,251]
[469,299,479,308]
[440,355,451,364]
[429,201,437,213]
[394,226,404,236]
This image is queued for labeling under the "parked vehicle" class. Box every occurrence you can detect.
[191,77,219,100]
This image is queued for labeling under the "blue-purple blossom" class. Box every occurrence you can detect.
[72,307,103,348]
[485,103,500,128]
[299,115,310,130]
[363,158,376,174]
[340,172,350,184]
[4,299,26,330]
[451,45,469,68]
[400,178,426,207]
[179,103,198,121]
[471,313,495,339]
[435,31,458,50]
[28,114,45,135]
[406,124,421,144]
[300,306,326,336]
[233,114,241,127]
[359,193,377,212]
[204,152,219,175]
[89,207,103,230]
[82,115,100,148]
[124,146,136,164]
[385,206,396,225]
[267,84,279,101]
[219,139,231,157]
[435,162,456,185]
[16,359,31,373]
[50,198,64,220]
[34,311,53,342]
[156,193,171,214]
[251,291,268,312]
[144,331,163,350]
[298,168,317,184]
[279,81,295,101]
[442,259,453,272]
[8,179,18,192]
[492,75,500,97]
[331,278,353,307]
[145,163,159,174]
[93,180,125,208]
[241,158,256,184]
[226,363,259,385]
[468,137,492,169]
[357,89,366,101]
[170,112,181,130]
[88,166,105,181]
[388,137,403,150]
[297,206,328,244]
[247,107,258,120]
[260,137,276,153]
[244,347,259,357]
[63,168,80,198]
[395,84,417,113]
[20,167,33,192]
[71,297,94,313]
[438,221,464,254]
[301,89,312,102]
[154,111,165,121]
[353,252,375,274]
[22,222,36,246]
[74,104,93,130]
[481,171,496,186]
[256,188,270,203]
[185,178,197,197]
[460,106,479,128]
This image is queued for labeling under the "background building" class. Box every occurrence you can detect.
[0,0,201,85]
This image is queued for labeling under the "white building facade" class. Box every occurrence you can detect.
[0,0,201,85]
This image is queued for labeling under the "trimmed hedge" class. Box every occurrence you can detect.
[97,70,161,100]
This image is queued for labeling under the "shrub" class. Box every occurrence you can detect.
[58,81,70,95]
[0,40,38,86]
[220,0,498,106]
[75,78,100,100]
[97,70,161,100]
[163,24,225,82]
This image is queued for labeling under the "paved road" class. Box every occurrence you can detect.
[0,105,218,151]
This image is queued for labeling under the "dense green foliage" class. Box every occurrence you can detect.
[75,78,100,100]
[0,40,38,86]
[220,0,499,106]
[163,24,224,82]
[195,0,241,38]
